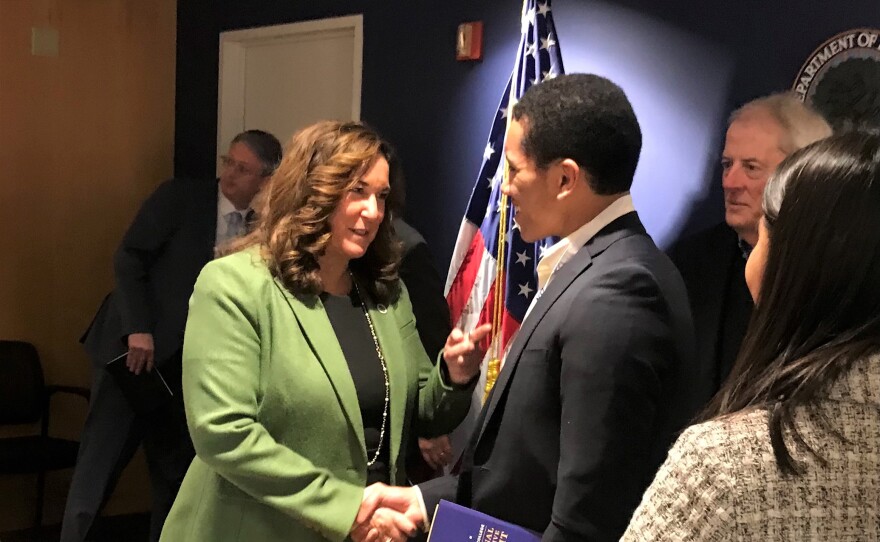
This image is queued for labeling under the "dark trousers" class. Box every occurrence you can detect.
[60,353,194,542]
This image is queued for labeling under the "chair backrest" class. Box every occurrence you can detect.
[0,340,45,424]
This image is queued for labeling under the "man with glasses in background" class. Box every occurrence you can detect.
[61,130,282,542]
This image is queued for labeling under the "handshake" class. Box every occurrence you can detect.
[349,323,494,541]
[351,484,424,542]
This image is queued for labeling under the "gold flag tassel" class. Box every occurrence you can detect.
[482,190,509,403]
[482,0,527,404]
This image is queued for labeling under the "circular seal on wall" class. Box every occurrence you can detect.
[792,28,880,131]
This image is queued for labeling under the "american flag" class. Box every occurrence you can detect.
[444,0,564,460]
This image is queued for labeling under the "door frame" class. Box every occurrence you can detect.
[216,15,364,165]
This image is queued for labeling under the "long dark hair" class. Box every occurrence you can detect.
[703,132,880,474]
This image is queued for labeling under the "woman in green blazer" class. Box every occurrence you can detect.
[160,121,488,542]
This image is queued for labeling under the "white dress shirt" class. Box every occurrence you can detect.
[215,187,252,247]
[523,193,635,321]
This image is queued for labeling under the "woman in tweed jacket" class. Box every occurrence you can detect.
[622,132,880,541]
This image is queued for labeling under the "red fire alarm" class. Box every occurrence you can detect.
[456,21,483,61]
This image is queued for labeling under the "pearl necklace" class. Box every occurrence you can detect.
[350,278,390,468]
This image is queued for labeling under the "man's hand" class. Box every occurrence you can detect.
[126,332,155,375]
[370,508,421,542]
[442,323,492,385]
[419,434,454,470]
[353,483,423,542]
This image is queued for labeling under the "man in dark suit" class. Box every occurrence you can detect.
[60,130,282,542]
[394,218,450,365]
[668,94,831,407]
[384,143,456,481]
[394,216,456,481]
[364,74,699,542]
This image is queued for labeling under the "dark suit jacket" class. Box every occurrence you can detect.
[420,212,699,541]
[394,218,451,360]
[82,177,219,370]
[394,218,453,484]
[667,222,753,407]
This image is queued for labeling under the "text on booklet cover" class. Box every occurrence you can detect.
[428,500,540,542]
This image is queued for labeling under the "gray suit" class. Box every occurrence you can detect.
[61,177,219,542]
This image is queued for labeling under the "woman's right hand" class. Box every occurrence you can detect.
[441,323,492,385]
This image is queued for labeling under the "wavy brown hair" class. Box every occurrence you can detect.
[231,121,402,303]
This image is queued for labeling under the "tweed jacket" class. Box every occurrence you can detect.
[621,355,880,541]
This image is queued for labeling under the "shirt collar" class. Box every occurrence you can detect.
[536,193,635,291]
[217,186,249,217]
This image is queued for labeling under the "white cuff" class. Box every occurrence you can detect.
[414,485,431,531]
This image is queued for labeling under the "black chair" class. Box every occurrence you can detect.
[0,340,90,527]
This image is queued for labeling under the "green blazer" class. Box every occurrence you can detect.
[160,249,473,542]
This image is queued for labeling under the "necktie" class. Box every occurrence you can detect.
[225,211,245,241]
[244,209,256,233]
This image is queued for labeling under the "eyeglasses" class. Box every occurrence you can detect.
[220,155,265,177]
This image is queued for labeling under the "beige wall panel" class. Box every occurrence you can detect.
[0,0,177,529]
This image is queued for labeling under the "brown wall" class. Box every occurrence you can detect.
[0,0,177,530]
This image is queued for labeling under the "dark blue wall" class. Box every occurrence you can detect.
[176,0,880,269]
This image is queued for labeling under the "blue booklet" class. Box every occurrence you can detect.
[427,499,541,542]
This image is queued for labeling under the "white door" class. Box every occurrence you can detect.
[216,15,363,163]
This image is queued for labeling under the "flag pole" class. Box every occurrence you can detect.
[483,0,530,403]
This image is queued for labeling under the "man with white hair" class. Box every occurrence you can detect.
[669,93,832,406]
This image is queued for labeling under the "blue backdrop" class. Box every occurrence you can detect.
[175,0,880,267]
